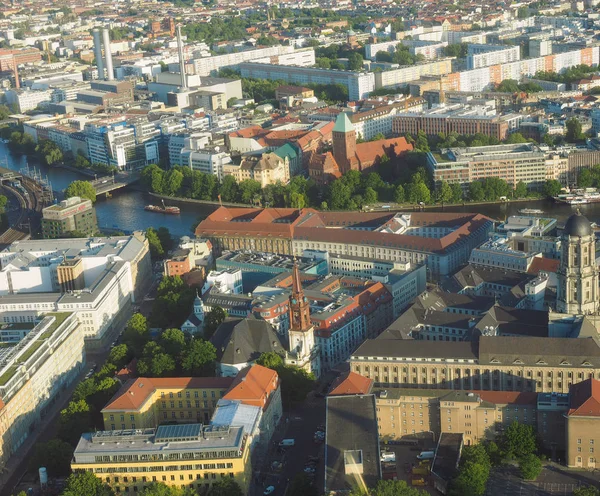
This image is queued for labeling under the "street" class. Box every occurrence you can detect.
[252,391,326,496]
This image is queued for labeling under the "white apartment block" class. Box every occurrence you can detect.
[316,314,366,372]
[374,59,453,89]
[400,40,448,60]
[240,63,375,101]
[466,45,521,69]
[0,235,151,345]
[252,49,315,67]
[0,313,84,468]
[191,46,297,76]
[202,269,243,295]
[5,89,52,112]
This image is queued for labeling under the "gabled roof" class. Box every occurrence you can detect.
[328,371,374,396]
[102,377,234,412]
[223,364,278,409]
[210,318,284,365]
[568,379,600,417]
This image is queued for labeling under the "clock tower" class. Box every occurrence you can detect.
[286,261,320,377]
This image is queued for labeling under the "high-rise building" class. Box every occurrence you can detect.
[41,196,98,239]
[556,212,599,315]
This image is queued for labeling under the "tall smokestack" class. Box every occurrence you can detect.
[92,29,104,80]
[176,24,187,89]
[13,57,19,89]
[102,28,114,81]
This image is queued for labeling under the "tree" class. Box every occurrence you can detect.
[543,179,562,198]
[156,227,173,253]
[0,194,7,215]
[394,184,405,204]
[107,343,131,370]
[437,180,453,203]
[218,176,238,202]
[159,328,186,357]
[203,306,227,339]
[347,52,364,71]
[369,479,429,495]
[500,421,537,459]
[58,400,94,445]
[256,351,284,369]
[505,132,528,144]
[414,130,430,152]
[450,183,463,203]
[181,338,217,376]
[29,439,73,476]
[136,342,176,377]
[138,483,196,495]
[578,168,593,188]
[514,181,528,198]
[122,313,149,357]
[61,471,114,496]
[146,227,164,259]
[519,454,542,480]
[496,79,520,93]
[163,169,184,196]
[448,445,491,496]
[238,179,262,204]
[573,488,600,496]
[64,180,96,203]
[566,117,585,142]
[363,186,378,204]
[288,473,318,496]
[209,477,244,496]
[407,182,431,204]
[468,181,485,202]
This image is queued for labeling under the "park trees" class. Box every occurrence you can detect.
[64,180,96,203]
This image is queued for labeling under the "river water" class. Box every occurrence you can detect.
[2,142,600,236]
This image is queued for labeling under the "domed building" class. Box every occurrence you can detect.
[556,211,599,315]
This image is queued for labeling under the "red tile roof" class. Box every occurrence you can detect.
[527,257,560,275]
[475,391,538,405]
[328,371,374,396]
[102,377,234,411]
[223,364,279,410]
[568,379,600,416]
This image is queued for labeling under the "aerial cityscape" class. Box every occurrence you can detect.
[2,1,600,496]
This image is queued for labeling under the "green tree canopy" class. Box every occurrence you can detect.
[107,343,131,370]
[29,439,73,476]
[58,400,94,445]
[181,338,217,376]
[514,181,528,198]
[288,473,319,496]
[61,471,114,496]
[122,313,149,357]
[566,117,585,142]
[448,445,491,496]
[209,478,244,496]
[500,421,538,459]
[519,454,542,480]
[203,306,227,340]
[64,180,96,203]
[543,179,562,197]
[256,351,284,369]
[159,328,187,357]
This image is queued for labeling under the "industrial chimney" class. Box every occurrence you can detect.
[176,24,187,89]
[102,28,114,81]
[92,29,104,80]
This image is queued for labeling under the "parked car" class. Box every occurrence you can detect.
[304,467,316,474]
[263,486,275,495]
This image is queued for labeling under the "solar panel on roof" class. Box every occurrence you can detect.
[155,423,202,443]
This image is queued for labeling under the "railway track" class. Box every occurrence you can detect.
[0,180,42,247]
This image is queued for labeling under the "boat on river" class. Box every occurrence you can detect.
[144,199,180,215]
[554,189,600,205]
[519,208,544,215]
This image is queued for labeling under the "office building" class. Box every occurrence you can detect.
[239,62,375,101]
[466,45,521,69]
[0,235,151,346]
[102,377,235,428]
[41,196,98,239]
[565,379,600,468]
[71,424,252,494]
[196,208,493,278]
[0,313,84,469]
[426,143,547,190]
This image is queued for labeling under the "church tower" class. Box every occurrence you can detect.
[286,262,320,376]
[332,113,356,173]
[556,211,599,315]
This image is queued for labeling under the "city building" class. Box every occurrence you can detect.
[71,424,252,494]
[196,208,494,278]
[0,235,151,346]
[351,335,600,395]
[101,377,235,429]
[222,152,290,188]
[216,251,328,292]
[331,112,413,173]
[0,313,84,469]
[565,379,600,468]
[325,394,381,494]
[426,143,547,190]
[210,318,284,377]
[466,45,521,69]
[239,62,375,101]
[41,196,98,239]
[202,269,243,295]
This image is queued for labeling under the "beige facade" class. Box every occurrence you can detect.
[223,153,290,188]
[566,416,599,468]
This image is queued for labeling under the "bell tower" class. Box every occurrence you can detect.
[332,113,356,173]
[556,211,599,315]
[286,261,320,376]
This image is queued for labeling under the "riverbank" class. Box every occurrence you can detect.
[55,163,97,178]
[148,192,252,208]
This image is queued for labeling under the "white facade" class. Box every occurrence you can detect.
[5,89,52,112]
[467,45,521,69]
[202,269,243,295]
[191,46,297,76]
[316,314,365,372]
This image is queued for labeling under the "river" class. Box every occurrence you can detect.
[2,142,600,236]
[0,143,214,237]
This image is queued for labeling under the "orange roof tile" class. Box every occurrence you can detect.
[568,379,600,416]
[223,364,279,410]
[102,377,234,411]
[475,391,537,405]
[527,257,560,275]
[328,371,374,396]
